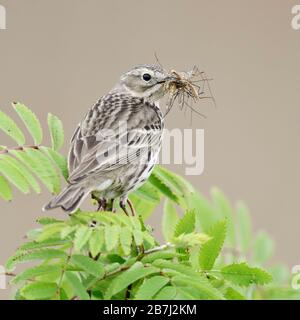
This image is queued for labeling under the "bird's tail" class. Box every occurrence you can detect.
[43,184,89,213]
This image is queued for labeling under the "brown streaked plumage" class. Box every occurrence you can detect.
[43,64,171,214]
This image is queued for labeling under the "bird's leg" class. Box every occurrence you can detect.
[101,198,107,211]
[111,199,116,213]
[127,199,136,216]
[106,199,116,212]
[119,199,129,216]
[91,194,106,211]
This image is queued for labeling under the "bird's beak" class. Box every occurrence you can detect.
[157,75,177,84]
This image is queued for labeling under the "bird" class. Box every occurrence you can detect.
[43,64,174,215]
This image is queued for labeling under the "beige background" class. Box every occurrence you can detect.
[0,0,299,298]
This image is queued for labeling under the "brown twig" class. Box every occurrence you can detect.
[0,145,39,154]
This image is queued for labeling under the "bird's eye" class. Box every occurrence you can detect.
[142,73,151,81]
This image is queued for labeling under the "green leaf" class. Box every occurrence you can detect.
[47,113,64,151]
[153,259,211,281]
[82,211,118,226]
[237,201,252,253]
[74,226,93,251]
[0,158,30,193]
[0,154,41,193]
[134,276,169,300]
[141,251,179,264]
[89,228,104,258]
[19,238,69,251]
[175,285,206,299]
[61,226,77,239]
[36,223,65,242]
[0,109,25,145]
[152,166,183,195]
[0,175,12,201]
[20,282,57,300]
[224,287,246,300]
[152,259,223,300]
[153,166,194,200]
[187,192,218,231]
[171,276,224,300]
[105,225,120,251]
[12,265,61,284]
[65,271,90,300]
[120,226,132,256]
[133,229,143,246]
[268,264,289,285]
[13,102,43,145]
[11,148,61,193]
[220,262,272,287]
[172,232,210,248]
[142,231,155,247]
[128,193,157,219]
[71,254,105,278]
[104,262,159,299]
[129,216,142,230]
[199,220,227,270]
[148,172,179,204]
[253,231,274,265]
[162,199,179,241]
[134,182,161,203]
[40,146,68,180]
[174,210,195,237]
[6,248,67,270]
[211,188,235,247]
[154,286,177,300]
[36,217,63,225]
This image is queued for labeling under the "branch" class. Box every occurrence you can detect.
[56,243,74,298]
[143,243,174,255]
[3,272,17,277]
[0,145,39,154]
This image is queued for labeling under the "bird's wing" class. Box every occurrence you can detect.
[67,92,163,184]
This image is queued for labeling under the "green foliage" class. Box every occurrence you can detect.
[0,175,12,200]
[0,109,25,145]
[174,210,195,237]
[134,276,169,300]
[199,220,227,270]
[0,103,293,300]
[20,282,57,300]
[47,113,64,151]
[220,263,273,287]
[224,287,245,300]
[13,102,43,145]
[253,231,274,265]
[236,201,252,253]
[0,103,65,199]
[162,199,179,241]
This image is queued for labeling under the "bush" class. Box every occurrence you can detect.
[0,103,296,300]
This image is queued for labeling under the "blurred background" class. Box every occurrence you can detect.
[0,0,299,298]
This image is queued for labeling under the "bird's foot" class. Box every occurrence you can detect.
[119,199,130,216]
[119,198,136,216]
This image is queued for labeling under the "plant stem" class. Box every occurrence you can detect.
[0,145,39,154]
[4,272,17,277]
[55,244,74,298]
[143,243,174,255]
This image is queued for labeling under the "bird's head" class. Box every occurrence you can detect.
[116,64,173,101]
